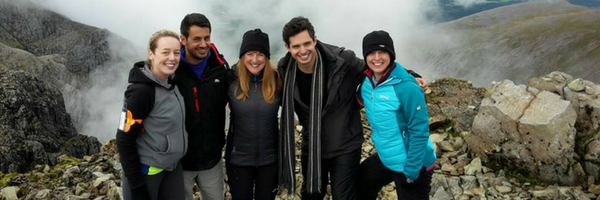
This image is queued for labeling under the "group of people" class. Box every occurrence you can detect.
[116,13,437,200]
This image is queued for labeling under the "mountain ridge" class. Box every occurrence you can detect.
[407,0,600,86]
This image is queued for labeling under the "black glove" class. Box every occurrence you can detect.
[131,184,151,200]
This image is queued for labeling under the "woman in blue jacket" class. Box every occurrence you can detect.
[357,30,436,200]
[225,29,282,200]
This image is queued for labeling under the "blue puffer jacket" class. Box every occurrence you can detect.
[360,62,436,180]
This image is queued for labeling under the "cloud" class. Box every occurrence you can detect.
[31,0,441,142]
[33,0,439,62]
[453,0,487,8]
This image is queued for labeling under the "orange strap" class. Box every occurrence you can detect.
[124,110,143,133]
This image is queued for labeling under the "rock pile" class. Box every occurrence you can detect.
[2,74,599,200]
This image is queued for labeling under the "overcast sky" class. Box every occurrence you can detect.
[33,0,442,63]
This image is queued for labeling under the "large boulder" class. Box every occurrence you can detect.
[528,71,600,182]
[468,79,585,185]
[0,69,100,173]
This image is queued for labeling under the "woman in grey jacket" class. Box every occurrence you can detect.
[225,29,282,200]
[116,29,188,200]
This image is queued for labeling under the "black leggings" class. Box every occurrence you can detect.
[226,163,278,200]
[357,153,433,200]
[122,162,185,200]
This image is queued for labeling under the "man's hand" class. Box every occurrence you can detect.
[415,78,428,91]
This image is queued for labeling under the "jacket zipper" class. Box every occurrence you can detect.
[175,91,186,158]
[255,91,260,167]
[193,86,200,113]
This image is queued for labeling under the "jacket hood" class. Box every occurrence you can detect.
[128,61,175,90]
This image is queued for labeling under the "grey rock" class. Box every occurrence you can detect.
[448,177,463,199]
[527,71,573,97]
[494,185,512,194]
[93,177,111,189]
[469,79,585,185]
[465,157,482,176]
[569,78,586,92]
[432,187,451,200]
[532,187,559,199]
[35,189,51,199]
[92,172,115,180]
[461,176,478,191]
[63,166,80,179]
[106,181,122,200]
[431,173,449,195]
[441,163,456,173]
[0,187,19,200]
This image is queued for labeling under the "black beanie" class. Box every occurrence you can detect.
[239,29,270,59]
[362,30,395,62]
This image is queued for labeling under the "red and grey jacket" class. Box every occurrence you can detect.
[116,61,188,190]
[175,43,233,171]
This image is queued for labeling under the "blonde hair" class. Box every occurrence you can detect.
[235,60,282,104]
[146,29,180,68]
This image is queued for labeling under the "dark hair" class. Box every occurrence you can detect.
[281,16,315,46]
[180,13,211,38]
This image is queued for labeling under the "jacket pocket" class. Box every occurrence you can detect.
[158,131,185,156]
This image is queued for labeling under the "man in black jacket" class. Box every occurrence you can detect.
[175,13,231,200]
[278,17,426,200]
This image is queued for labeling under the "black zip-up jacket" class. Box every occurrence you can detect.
[176,44,232,171]
[225,72,281,167]
[278,42,366,158]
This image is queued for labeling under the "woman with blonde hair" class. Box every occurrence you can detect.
[116,29,187,200]
[225,28,282,200]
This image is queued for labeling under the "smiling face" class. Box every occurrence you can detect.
[285,30,317,71]
[148,36,181,81]
[181,25,211,64]
[366,50,391,79]
[243,50,266,76]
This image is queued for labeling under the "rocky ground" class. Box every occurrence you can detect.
[1,77,599,200]
[1,127,598,200]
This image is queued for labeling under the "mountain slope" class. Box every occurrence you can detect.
[408,1,600,86]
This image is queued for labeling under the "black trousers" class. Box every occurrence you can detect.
[357,153,433,200]
[300,148,361,200]
[226,163,278,200]
[122,162,185,200]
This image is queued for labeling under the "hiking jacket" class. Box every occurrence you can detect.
[225,71,281,167]
[278,41,366,158]
[175,44,232,171]
[116,61,188,189]
[360,62,436,180]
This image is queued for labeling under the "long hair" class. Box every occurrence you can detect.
[235,59,282,104]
